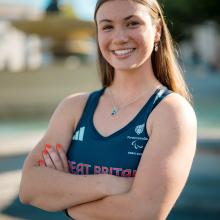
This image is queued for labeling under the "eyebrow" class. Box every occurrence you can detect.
[99,15,135,24]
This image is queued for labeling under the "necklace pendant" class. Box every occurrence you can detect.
[111,106,118,116]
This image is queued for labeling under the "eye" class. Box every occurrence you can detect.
[127,21,139,27]
[102,25,113,31]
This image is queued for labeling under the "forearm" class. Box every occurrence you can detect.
[19,166,109,212]
[68,191,140,220]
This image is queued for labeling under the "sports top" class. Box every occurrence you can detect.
[67,87,172,177]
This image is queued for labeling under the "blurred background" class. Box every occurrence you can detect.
[0,0,219,219]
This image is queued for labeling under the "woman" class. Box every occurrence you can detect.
[19,0,197,219]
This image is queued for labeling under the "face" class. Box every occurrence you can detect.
[96,0,160,72]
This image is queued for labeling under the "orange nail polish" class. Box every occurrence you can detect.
[56,144,62,150]
[45,143,51,149]
[43,149,48,155]
[38,159,45,166]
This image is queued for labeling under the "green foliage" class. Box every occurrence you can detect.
[159,0,220,41]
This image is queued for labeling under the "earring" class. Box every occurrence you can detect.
[154,42,159,52]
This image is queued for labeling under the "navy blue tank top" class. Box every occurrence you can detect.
[67,87,172,177]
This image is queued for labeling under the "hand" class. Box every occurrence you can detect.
[38,143,69,173]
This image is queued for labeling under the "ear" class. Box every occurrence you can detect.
[154,19,162,42]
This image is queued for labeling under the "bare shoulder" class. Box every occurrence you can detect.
[65,92,89,104]
[157,92,196,120]
[44,92,90,148]
[60,92,90,121]
[60,92,90,111]
[148,92,197,137]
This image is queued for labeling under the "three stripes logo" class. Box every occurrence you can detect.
[72,127,85,141]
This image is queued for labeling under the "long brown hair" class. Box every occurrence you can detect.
[94,0,191,102]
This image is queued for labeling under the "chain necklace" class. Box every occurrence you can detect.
[107,87,160,116]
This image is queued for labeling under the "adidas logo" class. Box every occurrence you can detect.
[72,127,85,141]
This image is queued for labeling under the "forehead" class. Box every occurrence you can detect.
[96,0,150,22]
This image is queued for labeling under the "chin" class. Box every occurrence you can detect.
[113,63,140,72]
[111,57,148,72]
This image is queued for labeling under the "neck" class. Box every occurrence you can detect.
[110,61,161,98]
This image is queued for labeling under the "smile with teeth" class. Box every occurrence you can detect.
[113,48,135,57]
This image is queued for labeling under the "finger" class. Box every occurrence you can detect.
[56,144,69,173]
[46,144,64,171]
[42,148,55,169]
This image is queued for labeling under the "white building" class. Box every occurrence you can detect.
[0,3,44,72]
[180,21,220,72]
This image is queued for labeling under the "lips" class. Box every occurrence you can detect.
[112,48,136,58]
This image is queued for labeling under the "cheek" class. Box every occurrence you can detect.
[98,34,111,58]
[138,32,154,52]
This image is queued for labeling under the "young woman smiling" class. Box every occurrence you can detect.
[19,0,197,219]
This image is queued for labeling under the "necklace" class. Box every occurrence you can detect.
[107,87,160,116]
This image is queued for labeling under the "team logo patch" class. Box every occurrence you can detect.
[131,140,144,150]
[135,124,145,135]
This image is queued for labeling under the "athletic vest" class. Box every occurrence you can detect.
[67,87,172,177]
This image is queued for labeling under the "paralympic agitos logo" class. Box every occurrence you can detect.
[131,140,144,150]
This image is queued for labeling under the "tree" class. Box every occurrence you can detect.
[160,0,220,41]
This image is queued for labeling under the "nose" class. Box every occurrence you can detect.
[112,29,129,45]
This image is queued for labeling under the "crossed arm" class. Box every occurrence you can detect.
[19,94,133,211]
[19,93,197,220]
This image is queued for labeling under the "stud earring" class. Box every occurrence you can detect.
[154,42,159,52]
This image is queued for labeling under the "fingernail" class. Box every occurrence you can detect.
[43,149,48,155]
[56,144,62,150]
[45,143,51,149]
[38,159,45,166]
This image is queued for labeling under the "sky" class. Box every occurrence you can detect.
[0,0,97,20]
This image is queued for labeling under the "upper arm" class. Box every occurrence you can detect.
[23,93,89,168]
[130,93,197,219]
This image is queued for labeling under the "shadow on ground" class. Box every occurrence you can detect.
[2,197,66,219]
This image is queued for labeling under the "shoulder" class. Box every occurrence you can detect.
[156,92,196,122]
[54,92,90,127]
[61,92,90,112]
[148,92,197,140]
[60,88,103,118]
[43,92,90,148]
